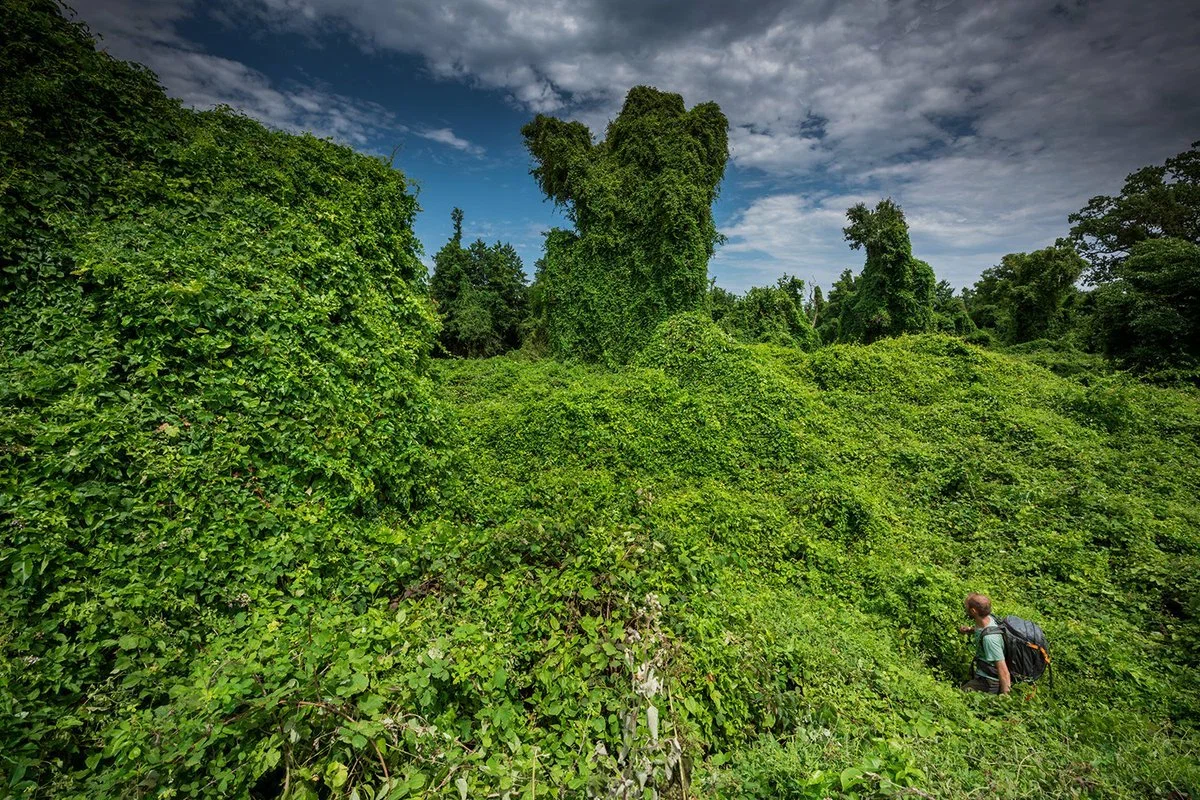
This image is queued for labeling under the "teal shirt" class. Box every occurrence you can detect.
[973,619,1006,680]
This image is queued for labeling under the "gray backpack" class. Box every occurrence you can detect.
[975,615,1051,684]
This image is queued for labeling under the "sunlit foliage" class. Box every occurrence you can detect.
[521,86,728,363]
[835,199,938,343]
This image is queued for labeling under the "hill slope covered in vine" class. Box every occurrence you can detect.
[2,2,1199,798]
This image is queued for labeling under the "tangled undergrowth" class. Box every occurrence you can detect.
[2,2,1199,798]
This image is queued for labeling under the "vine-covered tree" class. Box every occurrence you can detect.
[806,285,825,326]
[836,199,937,343]
[1069,141,1200,284]
[816,269,858,344]
[1087,237,1200,371]
[966,242,1085,344]
[932,280,975,336]
[711,275,820,349]
[708,283,740,328]
[429,208,527,357]
[521,85,729,363]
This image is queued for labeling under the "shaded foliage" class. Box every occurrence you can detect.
[1086,237,1200,373]
[965,242,1086,345]
[816,268,858,344]
[521,85,728,363]
[429,209,528,357]
[933,279,975,336]
[1069,141,1200,284]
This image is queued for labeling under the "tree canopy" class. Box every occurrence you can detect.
[1069,141,1200,284]
[521,85,728,363]
[965,242,1086,344]
[1087,237,1200,371]
[833,199,937,343]
[711,275,820,350]
[429,208,528,358]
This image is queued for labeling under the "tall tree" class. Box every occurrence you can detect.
[429,209,528,357]
[1069,141,1200,284]
[966,242,1085,344]
[521,85,729,363]
[1088,237,1200,371]
[816,269,858,344]
[838,199,936,343]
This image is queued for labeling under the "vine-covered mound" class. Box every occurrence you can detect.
[420,319,1199,797]
[1,1,445,794]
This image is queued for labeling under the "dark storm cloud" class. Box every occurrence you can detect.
[68,0,1200,288]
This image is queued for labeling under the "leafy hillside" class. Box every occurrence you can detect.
[3,2,1200,799]
[421,316,1200,797]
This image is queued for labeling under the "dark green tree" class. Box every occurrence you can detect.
[966,242,1085,344]
[816,269,858,344]
[429,209,528,357]
[1087,237,1200,371]
[716,274,819,349]
[932,280,975,336]
[521,85,729,363]
[838,199,937,343]
[1069,141,1200,284]
[708,283,740,328]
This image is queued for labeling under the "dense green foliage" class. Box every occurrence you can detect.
[708,276,820,349]
[833,200,938,343]
[521,86,729,363]
[429,209,528,358]
[932,280,975,337]
[1069,141,1200,284]
[4,4,1200,799]
[424,320,1200,798]
[816,269,859,344]
[2,1,447,795]
[962,142,1200,374]
[964,243,1086,345]
[1086,237,1200,372]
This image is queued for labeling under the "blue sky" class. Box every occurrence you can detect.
[71,0,1200,294]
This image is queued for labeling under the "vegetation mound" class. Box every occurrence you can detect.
[3,4,1199,799]
[2,2,444,794]
[427,334,1200,797]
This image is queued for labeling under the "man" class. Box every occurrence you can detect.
[957,592,1011,695]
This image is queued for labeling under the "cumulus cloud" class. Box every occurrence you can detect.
[69,0,404,145]
[69,0,1200,290]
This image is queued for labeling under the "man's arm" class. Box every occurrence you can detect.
[996,659,1011,694]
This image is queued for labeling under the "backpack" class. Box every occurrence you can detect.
[976,615,1051,684]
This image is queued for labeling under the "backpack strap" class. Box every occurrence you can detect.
[973,622,1005,679]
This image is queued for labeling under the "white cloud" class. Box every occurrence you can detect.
[416,128,485,156]
[69,0,404,145]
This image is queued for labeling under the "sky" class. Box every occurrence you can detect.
[67,0,1200,294]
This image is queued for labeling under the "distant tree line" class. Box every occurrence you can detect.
[429,94,1197,378]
